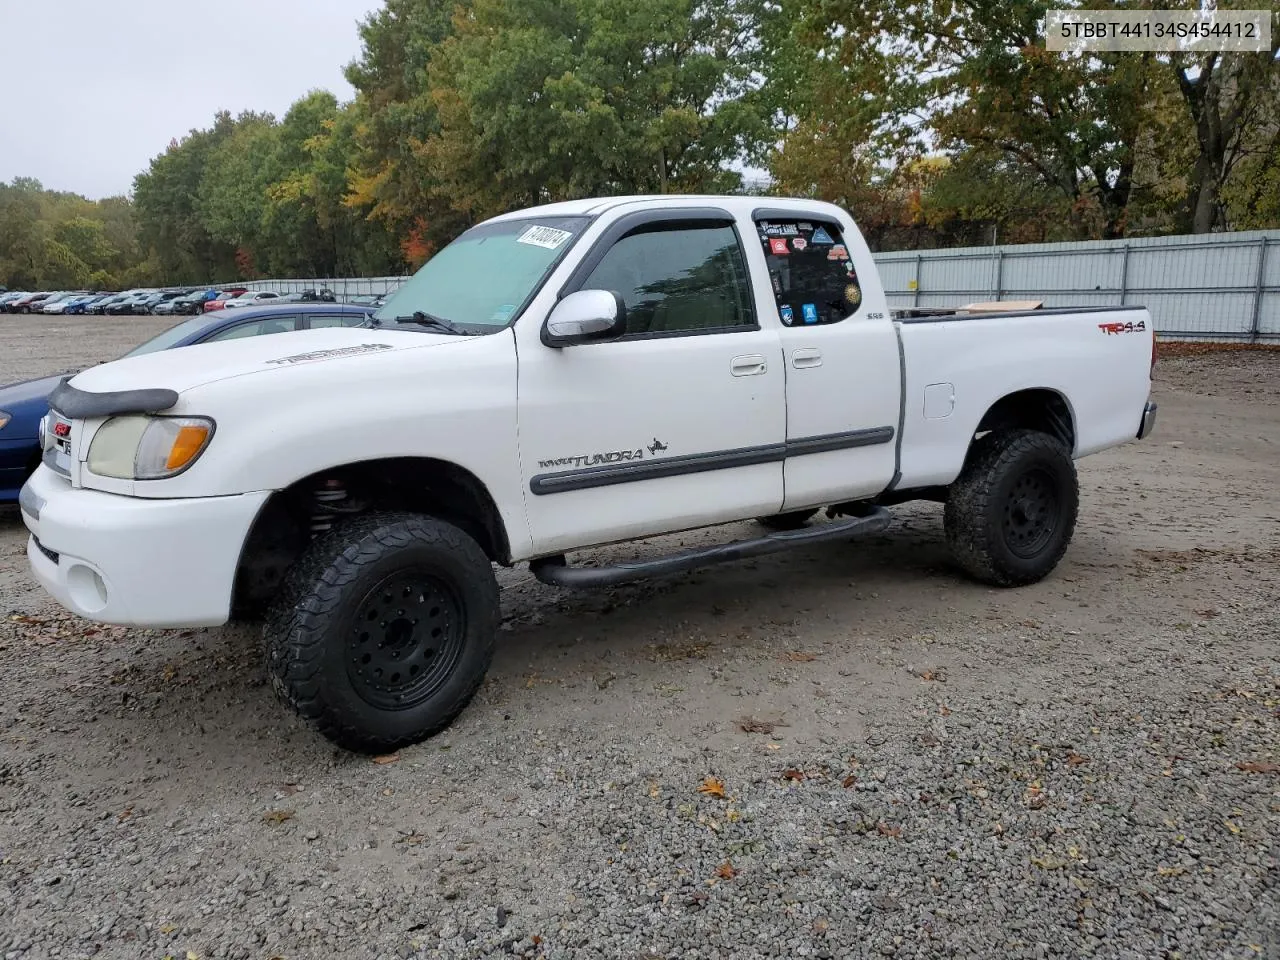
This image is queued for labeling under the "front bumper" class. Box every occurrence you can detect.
[19,465,270,628]
[1137,400,1158,440]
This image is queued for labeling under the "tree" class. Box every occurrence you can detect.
[1170,35,1280,232]
[779,1,1165,240]
[419,0,772,225]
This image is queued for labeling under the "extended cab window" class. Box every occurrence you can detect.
[581,224,756,336]
[756,218,862,326]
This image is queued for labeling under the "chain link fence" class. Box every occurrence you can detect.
[227,229,1280,342]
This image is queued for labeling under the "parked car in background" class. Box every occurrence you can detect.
[64,294,112,315]
[104,291,158,315]
[220,291,281,310]
[0,292,31,311]
[38,293,87,314]
[143,290,191,315]
[345,294,388,309]
[0,302,372,502]
[170,288,219,314]
[201,289,248,313]
[42,293,97,315]
[10,292,56,313]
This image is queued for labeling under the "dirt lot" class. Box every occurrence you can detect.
[0,315,1277,960]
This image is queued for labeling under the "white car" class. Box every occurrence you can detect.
[20,195,1157,752]
[38,293,81,314]
[221,291,283,310]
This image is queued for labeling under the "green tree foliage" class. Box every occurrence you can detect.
[0,178,147,290]
[6,1,1279,290]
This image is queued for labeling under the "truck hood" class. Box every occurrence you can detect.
[65,326,471,400]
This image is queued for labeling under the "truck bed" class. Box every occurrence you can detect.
[890,304,1153,490]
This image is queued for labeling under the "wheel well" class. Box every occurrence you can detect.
[231,457,509,618]
[974,389,1074,452]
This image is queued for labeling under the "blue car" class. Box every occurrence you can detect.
[0,302,371,502]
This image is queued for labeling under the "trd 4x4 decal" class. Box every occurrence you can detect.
[1098,320,1146,335]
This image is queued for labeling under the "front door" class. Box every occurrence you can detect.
[517,213,786,556]
[752,213,901,510]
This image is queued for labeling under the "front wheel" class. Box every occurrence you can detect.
[944,429,1078,587]
[263,512,499,753]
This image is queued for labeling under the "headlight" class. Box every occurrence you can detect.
[0,410,10,431]
[87,415,215,480]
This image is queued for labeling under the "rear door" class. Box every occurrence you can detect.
[749,211,901,509]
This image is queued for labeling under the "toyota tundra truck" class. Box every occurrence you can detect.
[18,195,1158,752]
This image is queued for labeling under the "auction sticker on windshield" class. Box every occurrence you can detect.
[517,225,573,249]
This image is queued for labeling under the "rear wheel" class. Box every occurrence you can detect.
[944,429,1078,587]
[755,508,819,531]
[263,512,499,752]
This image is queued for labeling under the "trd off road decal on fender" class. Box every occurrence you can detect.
[266,343,395,365]
[538,439,668,470]
[1098,320,1147,335]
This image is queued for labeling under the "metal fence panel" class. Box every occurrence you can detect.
[221,230,1279,341]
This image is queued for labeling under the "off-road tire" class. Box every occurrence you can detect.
[263,511,499,753]
[756,508,819,531]
[945,429,1078,587]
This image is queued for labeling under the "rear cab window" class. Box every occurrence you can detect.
[754,217,863,326]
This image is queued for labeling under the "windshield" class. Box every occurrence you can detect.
[118,315,209,358]
[372,215,590,331]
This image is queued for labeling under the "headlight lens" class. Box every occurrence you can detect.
[0,410,10,431]
[87,415,214,479]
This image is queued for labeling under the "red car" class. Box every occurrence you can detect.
[201,288,249,313]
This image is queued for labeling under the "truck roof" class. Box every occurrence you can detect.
[482,194,848,224]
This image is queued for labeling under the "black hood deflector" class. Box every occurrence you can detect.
[48,379,179,419]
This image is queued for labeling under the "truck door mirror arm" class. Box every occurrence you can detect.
[541,289,628,347]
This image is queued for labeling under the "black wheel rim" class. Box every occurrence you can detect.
[1002,466,1060,559]
[346,569,466,712]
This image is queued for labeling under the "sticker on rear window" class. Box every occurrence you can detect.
[517,225,572,249]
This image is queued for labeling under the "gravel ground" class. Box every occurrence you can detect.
[0,316,1277,960]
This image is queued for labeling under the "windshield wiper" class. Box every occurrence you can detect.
[380,310,470,335]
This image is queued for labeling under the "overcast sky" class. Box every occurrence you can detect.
[0,0,381,199]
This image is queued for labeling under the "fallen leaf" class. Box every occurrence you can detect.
[532,935,542,945]
[697,777,726,798]
[1235,761,1280,774]
[279,783,302,796]
[813,918,830,933]
[782,768,805,782]
[648,782,661,799]
[715,861,738,880]
[939,703,952,717]
[1066,752,1089,767]
[842,774,857,789]
[736,716,780,734]
[782,651,816,662]
[262,809,295,825]
[159,924,177,934]
[876,822,902,839]
[187,952,199,960]
[1223,819,1242,835]
[161,664,177,682]
[372,754,400,765]
[1157,866,1187,877]
[118,807,133,822]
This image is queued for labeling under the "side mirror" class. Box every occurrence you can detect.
[541,289,627,347]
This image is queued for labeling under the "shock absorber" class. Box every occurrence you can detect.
[311,478,348,536]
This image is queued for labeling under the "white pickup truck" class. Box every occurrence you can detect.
[19,195,1158,751]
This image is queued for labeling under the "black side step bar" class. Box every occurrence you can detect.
[529,507,892,588]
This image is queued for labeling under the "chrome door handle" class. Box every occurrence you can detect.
[792,348,823,369]
[731,355,767,377]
